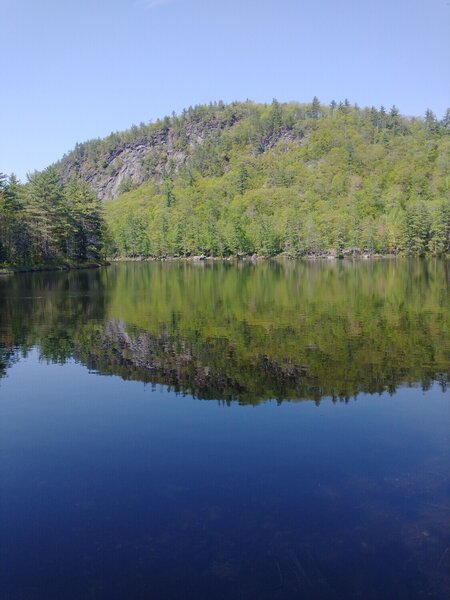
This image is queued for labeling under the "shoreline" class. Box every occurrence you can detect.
[0,261,109,275]
[109,252,448,263]
[2,254,447,274]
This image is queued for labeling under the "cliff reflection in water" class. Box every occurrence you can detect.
[0,259,448,403]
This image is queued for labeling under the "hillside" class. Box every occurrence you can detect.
[58,99,449,258]
[2,99,450,264]
[58,101,254,200]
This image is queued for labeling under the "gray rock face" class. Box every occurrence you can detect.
[58,117,235,200]
[70,143,187,201]
[56,109,304,201]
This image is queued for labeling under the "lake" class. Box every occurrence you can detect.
[0,259,449,600]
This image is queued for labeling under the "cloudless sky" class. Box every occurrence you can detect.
[1,0,449,180]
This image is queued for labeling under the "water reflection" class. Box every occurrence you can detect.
[0,261,449,600]
[0,259,448,402]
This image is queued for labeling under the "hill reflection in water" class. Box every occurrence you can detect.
[1,259,448,403]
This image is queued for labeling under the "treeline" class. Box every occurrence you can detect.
[4,99,449,263]
[102,100,450,257]
[0,167,104,266]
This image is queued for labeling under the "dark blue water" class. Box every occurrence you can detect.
[0,261,449,599]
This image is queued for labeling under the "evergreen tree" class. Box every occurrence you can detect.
[309,96,321,119]
[237,163,249,195]
[388,105,401,133]
[425,108,438,133]
[1,174,27,263]
[441,108,450,130]
[26,167,65,260]
[401,202,431,254]
[429,200,450,254]
[269,98,283,134]
[0,168,105,266]
[63,177,104,260]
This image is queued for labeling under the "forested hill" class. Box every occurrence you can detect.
[56,99,449,258]
[2,99,450,265]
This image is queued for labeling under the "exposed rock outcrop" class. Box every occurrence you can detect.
[56,104,304,200]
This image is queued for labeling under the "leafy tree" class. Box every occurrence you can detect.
[117,178,137,195]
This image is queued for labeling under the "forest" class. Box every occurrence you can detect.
[0,168,104,266]
[1,99,449,265]
[103,100,450,258]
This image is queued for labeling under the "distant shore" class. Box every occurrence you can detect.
[109,252,448,263]
[0,261,109,275]
[2,254,447,275]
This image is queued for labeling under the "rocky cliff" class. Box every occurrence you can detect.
[56,102,304,200]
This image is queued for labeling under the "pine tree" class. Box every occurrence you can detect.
[441,108,450,130]
[0,174,7,262]
[309,96,321,119]
[26,167,65,260]
[429,200,450,254]
[402,202,431,254]
[2,175,27,263]
[387,105,401,134]
[269,98,283,134]
[64,177,104,260]
[425,109,438,133]
[237,164,249,195]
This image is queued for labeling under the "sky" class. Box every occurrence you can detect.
[1,0,449,180]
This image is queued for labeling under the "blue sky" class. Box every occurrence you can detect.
[1,0,449,180]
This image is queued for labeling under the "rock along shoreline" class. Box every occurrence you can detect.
[109,252,411,263]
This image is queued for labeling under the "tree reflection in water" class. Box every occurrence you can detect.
[0,259,448,403]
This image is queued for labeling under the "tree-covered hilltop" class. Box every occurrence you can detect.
[0,168,105,267]
[56,98,449,258]
[2,99,449,263]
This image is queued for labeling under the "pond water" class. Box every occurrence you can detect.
[0,260,449,599]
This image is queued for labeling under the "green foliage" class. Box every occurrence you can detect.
[1,260,448,403]
[0,169,105,266]
[94,101,449,258]
[0,172,28,263]
[117,178,137,195]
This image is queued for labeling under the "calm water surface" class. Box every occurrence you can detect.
[0,260,449,599]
